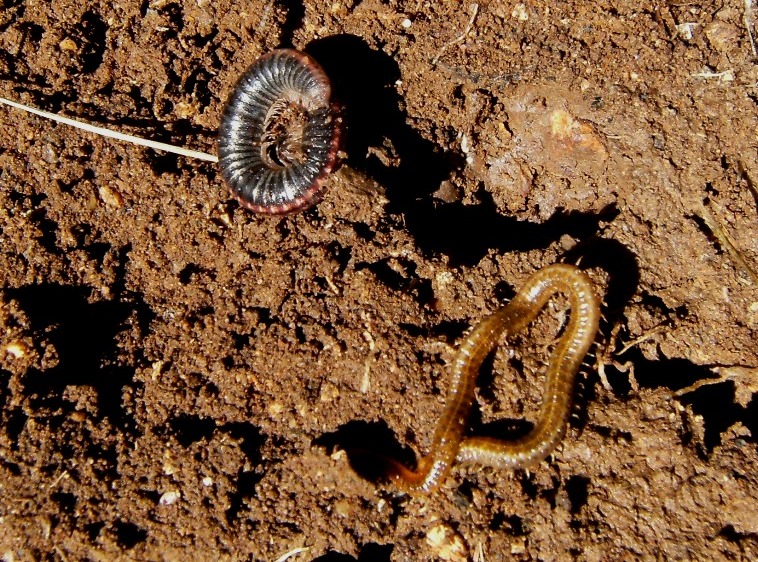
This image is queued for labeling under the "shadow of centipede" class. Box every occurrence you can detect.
[559,242,757,456]
[603,349,758,453]
[301,39,751,463]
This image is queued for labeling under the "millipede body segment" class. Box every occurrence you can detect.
[217,49,342,215]
[386,263,601,492]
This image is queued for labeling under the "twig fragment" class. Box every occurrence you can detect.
[691,68,734,81]
[431,3,480,66]
[673,365,758,407]
[273,546,310,562]
[745,0,758,58]
[697,200,758,286]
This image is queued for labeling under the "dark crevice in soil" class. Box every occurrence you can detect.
[540,475,562,508]
[0,1,25,34]
[276,0,305,48]
[398,319,469,340]
[169,414,217,447]
[314,420,419,486]
[312,542,394,562]
[184,66,213,107]
[55,167,95,193]
[4,407,27,446]
[4,283,152,431]
[145,151,181,176]
[68,11,108,75]
[223,422,267,464]
[490,511,526,535]
[155,3,183,40]
[51,491,77,513]
[113,520,148,549]
[678,380,748,452]
[565,474,591,515]
[517,470,541,501]
[85,521,105,541]
[223,422,268,524]
[453,481,475,508]
[356,258,434,306]
[719,523,758,543]
[0,366,10,404]
[225,468,264,524]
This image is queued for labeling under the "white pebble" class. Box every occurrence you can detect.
[159,490,181,505]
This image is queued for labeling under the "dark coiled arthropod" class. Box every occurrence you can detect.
[217,49,343,215]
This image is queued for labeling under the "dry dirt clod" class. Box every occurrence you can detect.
[426,522,469,561]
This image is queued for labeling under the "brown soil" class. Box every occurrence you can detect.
[1,1,757,560]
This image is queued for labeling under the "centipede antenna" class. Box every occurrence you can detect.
[0,95,219,163]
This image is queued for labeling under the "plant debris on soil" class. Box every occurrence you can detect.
[1,1,757,560]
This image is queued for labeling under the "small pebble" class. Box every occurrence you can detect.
[426,522,468,562]
[159,490,181,505]
[3,341,27,358]
[512,4,528,21]
[98,185,124,208]
[319,382,339,402]
[59,37,77,51]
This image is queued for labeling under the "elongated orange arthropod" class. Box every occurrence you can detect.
[387,263,600,492]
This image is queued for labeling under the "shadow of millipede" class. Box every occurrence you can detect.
[306,34,619,266]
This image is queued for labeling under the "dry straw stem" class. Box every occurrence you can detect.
[0,95,218,163]
[430,3,480,65]
[273,546,310,562]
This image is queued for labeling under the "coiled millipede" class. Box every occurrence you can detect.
[0,48,343,215]
[218,49,342,214]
